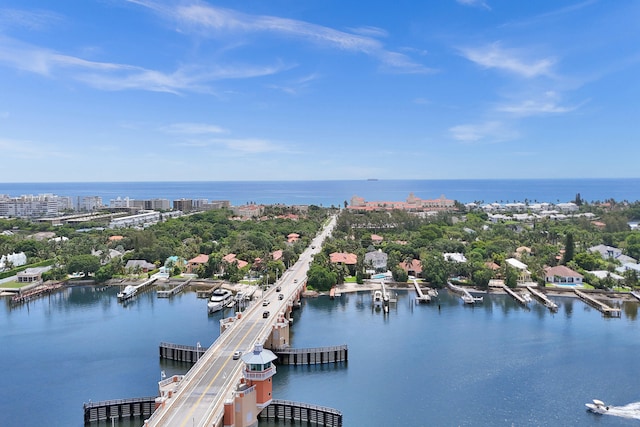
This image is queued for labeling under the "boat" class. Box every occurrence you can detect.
[373,290,383,308]
[207,289,233,313]
[117,285,136,301]
[586,399,609,414]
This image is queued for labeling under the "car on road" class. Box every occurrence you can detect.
[294,279,298,283]
[278,293,284,300]
[233,351,242,360]
[275,286,281,292]
[262,299,270,306]
[262,310,270,318]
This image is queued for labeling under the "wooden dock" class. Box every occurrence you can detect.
[574,289,621,317]
[275,345,348,365]
[258,399,342,427]
[157,278,192,298]
[10,282,64,305]
[83,396,157,423]
[526,286,558,311]
[631,291,640,302]
[412,279,431,303]
[502,285,528,306]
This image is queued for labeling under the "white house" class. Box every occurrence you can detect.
[506,258,531,284]
[544,265,583,286]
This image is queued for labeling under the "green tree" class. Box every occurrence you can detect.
[67,254,101,277]
[562,233,575,264]
[307,265,337,291]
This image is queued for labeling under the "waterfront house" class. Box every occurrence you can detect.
[364,250,388,273]
[186,254,209,274]
[589,244,637,264]
[223,253,249,269]
[125,259,156,273]
[506,258,531,284]
[399,259,422,278]
[544,265,583,286]
[17,266,51,284]
[329,252,358,265]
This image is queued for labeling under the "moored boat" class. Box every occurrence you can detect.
[207,288,233,313]
[117,285,136,301]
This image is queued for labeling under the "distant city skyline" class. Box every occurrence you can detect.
[1,0,638,182]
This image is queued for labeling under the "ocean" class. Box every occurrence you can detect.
[1,178,639,207]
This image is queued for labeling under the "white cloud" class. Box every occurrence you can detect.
[130,0,433,74]
[449,121,518,143]
[161,123,228,135]
[210,137,284,154]
[497,99,577,116]
[496,91,586,116]
[460,42,555,78]
[0,36,287,93]
[0,8,63,31]
[456,0,491,11]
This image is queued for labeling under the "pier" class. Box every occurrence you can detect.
[447,282,482,304]
[156,278,192,298]
[275,345,348,365]
[258,399,342,427]
[117,277,156,302]
[412,279,431,303]
[632,291,640,302]
[502,285,528,306]
[574,289,621,317]
[526,286,558,311]
[159,341,207,363]
[83,396,157,423]
[10,282,64,305]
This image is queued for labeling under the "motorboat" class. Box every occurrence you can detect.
[207,289,233,313]
[373,290,383,308]
[586,399,609,414]
[117,285,136,301]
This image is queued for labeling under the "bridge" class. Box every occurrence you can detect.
[144,215,338,427]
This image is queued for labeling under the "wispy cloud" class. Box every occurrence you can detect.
[456,0,491,11]
[161,122,228,135]
[129,0,433,74]
[496,91,586,116]
[268,73,320,95]
[449,120,518,143]
[177,137,283,154]
[0,36,287,93]
[459,42,555,78]
[0,8,63,31]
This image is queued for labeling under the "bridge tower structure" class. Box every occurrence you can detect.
[224,342,277,427]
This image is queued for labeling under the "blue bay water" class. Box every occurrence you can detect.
[1,178,640,206]
[2,287,640,426]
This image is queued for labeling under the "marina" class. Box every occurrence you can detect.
[447,281,483,304]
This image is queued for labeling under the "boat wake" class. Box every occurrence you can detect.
[595,402,640,420]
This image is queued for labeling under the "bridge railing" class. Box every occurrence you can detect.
[275,344,348,354]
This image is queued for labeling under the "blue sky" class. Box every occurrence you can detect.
[0,0,638,182]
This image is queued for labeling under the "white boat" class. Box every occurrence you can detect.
[586,399,609,414]
[207,289,233,313]
[117,285,136,301]
[373,290,383,308]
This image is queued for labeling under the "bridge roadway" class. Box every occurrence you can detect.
[145,214,337,427]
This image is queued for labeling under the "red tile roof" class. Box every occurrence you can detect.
[188,254,209,265]
[329,252,358,265]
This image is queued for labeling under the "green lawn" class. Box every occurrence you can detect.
[0,281,28,289]
[344,276,357,283]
